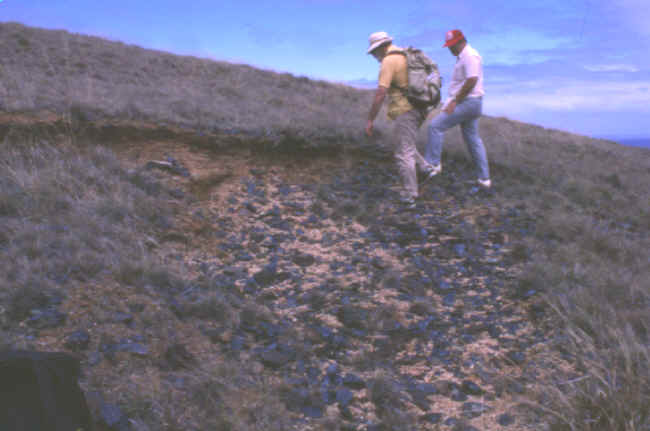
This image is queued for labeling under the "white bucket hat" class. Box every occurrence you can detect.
[367,31,393,54]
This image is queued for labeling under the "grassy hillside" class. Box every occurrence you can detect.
[0,21,372,150]
[1,21,649,430]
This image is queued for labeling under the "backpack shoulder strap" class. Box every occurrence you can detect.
[384,50,407,58]
[383,50,408,90]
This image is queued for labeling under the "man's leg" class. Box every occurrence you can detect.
[415,151,432,173]
[393,110,422,200]
[425,107,465,166]
[412,111,433,173]
[459,98,490,181]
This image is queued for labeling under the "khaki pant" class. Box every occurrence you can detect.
[392,109,430,199]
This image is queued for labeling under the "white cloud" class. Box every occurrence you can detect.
[485,79,650,115]
[477,29,573,66]
[584,64,640,72]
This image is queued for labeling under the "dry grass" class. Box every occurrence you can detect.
[0,22,379,151]
[0,139,180,302]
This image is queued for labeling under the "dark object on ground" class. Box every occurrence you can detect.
[65,330,92,351]
[0,350,94,431]
[163,343,196,370]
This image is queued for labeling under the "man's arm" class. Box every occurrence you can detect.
[365,86,387,137]
[443,77,477,114]
[454,76,478,104]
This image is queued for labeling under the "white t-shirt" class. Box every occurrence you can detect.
[444,44,484,107]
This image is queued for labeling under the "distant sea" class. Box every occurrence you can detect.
[598,136,650,149]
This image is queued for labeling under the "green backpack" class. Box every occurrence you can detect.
[387,47,442,109]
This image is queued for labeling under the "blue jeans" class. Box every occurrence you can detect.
[425,97,490,180]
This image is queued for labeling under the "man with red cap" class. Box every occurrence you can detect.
[425,29,491,189]
[365,31,437,209]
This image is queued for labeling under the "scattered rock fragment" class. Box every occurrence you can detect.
[28,308,67,329]
[64,330,91,351]
[461,380,484,396]
[259,346,295,369]
[292,251,316,267]
[420,412,442,424]
[461,402,491,419]
[343,373,366,389]
[253,261,279,286]
[163,343,196,370]
[498,413,515,426]
[336,388,354,407]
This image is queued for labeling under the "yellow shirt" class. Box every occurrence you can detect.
[378,44,414,120]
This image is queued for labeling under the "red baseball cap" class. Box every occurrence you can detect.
[443,29,465,47]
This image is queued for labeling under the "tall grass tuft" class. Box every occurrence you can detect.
[530,295,649,431]
[0,138,181,324]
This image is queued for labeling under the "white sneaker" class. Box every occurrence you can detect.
[398,196,417,210]
[477,178,492,188]
[422,164,442,182]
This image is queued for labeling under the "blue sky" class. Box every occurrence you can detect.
[2,0,650,142]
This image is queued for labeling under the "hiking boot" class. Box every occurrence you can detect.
[477,178,492,189]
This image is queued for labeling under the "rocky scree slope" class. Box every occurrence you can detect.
[46,123,560,430]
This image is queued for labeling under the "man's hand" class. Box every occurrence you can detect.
[366,86,387,137]
[443,99,457,114]
[445,77,477,115]
[365,120,374,137]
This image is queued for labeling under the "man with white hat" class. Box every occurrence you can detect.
[425,29,491,189]
[365,31,436,209]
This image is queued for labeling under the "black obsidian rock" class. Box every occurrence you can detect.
[507,350,526,365]
[336,305,368,330]
[462,402,491,419]
[461,380,484,396]
[28,308,67,329]
[163,343,196,370]
[498,413,515,426]
[336,388,354,407]
[419,413,442,424]
[253,262,278,286]
[259,343,296,369]
[343,373,366,389]
[64,330,91,351]
[260,350,292,368]
[450,387,468,402]
[292,252,316,267]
